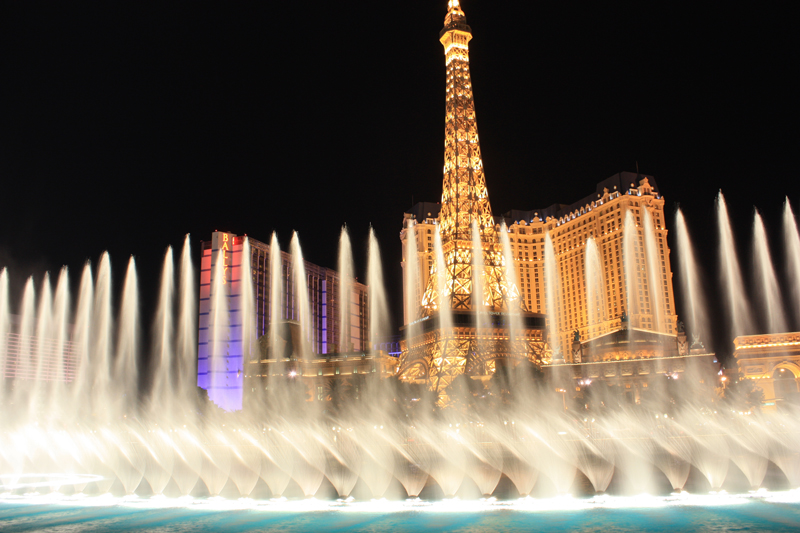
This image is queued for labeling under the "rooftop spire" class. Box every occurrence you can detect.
[443,0,470,35]
[446,0,465,18]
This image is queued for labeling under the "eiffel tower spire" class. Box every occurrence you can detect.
[438,0,492,245]
[421,1,522,314]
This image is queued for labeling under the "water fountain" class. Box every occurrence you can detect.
[716,192,753,338]
[784,200,800,324]
[753,209,787,333]
[0,197,800,498]
[0,197,800,532]
[674,209,708,350]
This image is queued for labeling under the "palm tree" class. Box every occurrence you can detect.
[323,377,354,410]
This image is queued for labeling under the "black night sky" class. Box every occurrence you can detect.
[0,1,796,362]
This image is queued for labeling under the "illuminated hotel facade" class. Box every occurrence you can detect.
[198,231,368,410]
[503,172,677,357]
[403,171,677,363]
[1,314,77,384]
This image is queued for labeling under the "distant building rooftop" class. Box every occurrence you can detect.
[503,172,660,225]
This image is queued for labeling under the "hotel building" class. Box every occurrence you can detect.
[1,314,77,384]
[198,231,369,411]
[504,171,677,355]
[403,171,677,363]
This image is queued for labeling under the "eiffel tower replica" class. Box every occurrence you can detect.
[398,1,549,403]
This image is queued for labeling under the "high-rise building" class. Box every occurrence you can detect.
[503,172,678,357]
[198,231,368,411]
[1,314,78,384]
[398,1,548,399]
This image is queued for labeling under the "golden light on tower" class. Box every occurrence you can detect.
[398,1,547,402]
[421,0,522,316]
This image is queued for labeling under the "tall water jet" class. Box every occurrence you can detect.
[543,232,561,359]
[92,253,113,417]
[0,268,8,400]
[115,256,139,417]
[403,219,421,350]
[176,235,196,406]
[716,192,752,337]
[783,199,800,326]
[12,278,35,409]
[471,220,490,355]
[623,210,641,325]
[268,232,283,365]
[643,209,665,333]
[207,243,231,410]
[240,237,257,363]
[753,210,787,333]
[585,237,606,340]
[499,223,523,348]
[31,273,53,413]
[423,224,456,394]
[49,267,70,413]
[71,262,94,413]
[675,209,709,348]
[337,226,354,352]
[290,232,311,359]
[367,227,390,351]
[202,232,247,412]
[151,247,174,413]
[433,225,453,333]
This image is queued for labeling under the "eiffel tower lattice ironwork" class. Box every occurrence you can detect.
[420,0,524,317]
[398,1,546,402]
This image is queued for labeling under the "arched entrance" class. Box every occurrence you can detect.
[773,366,800,401]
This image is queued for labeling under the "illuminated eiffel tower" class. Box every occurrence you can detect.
[399,1,548,401]
[424,0,514,314]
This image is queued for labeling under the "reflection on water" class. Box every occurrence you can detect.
[2,492,800,533]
